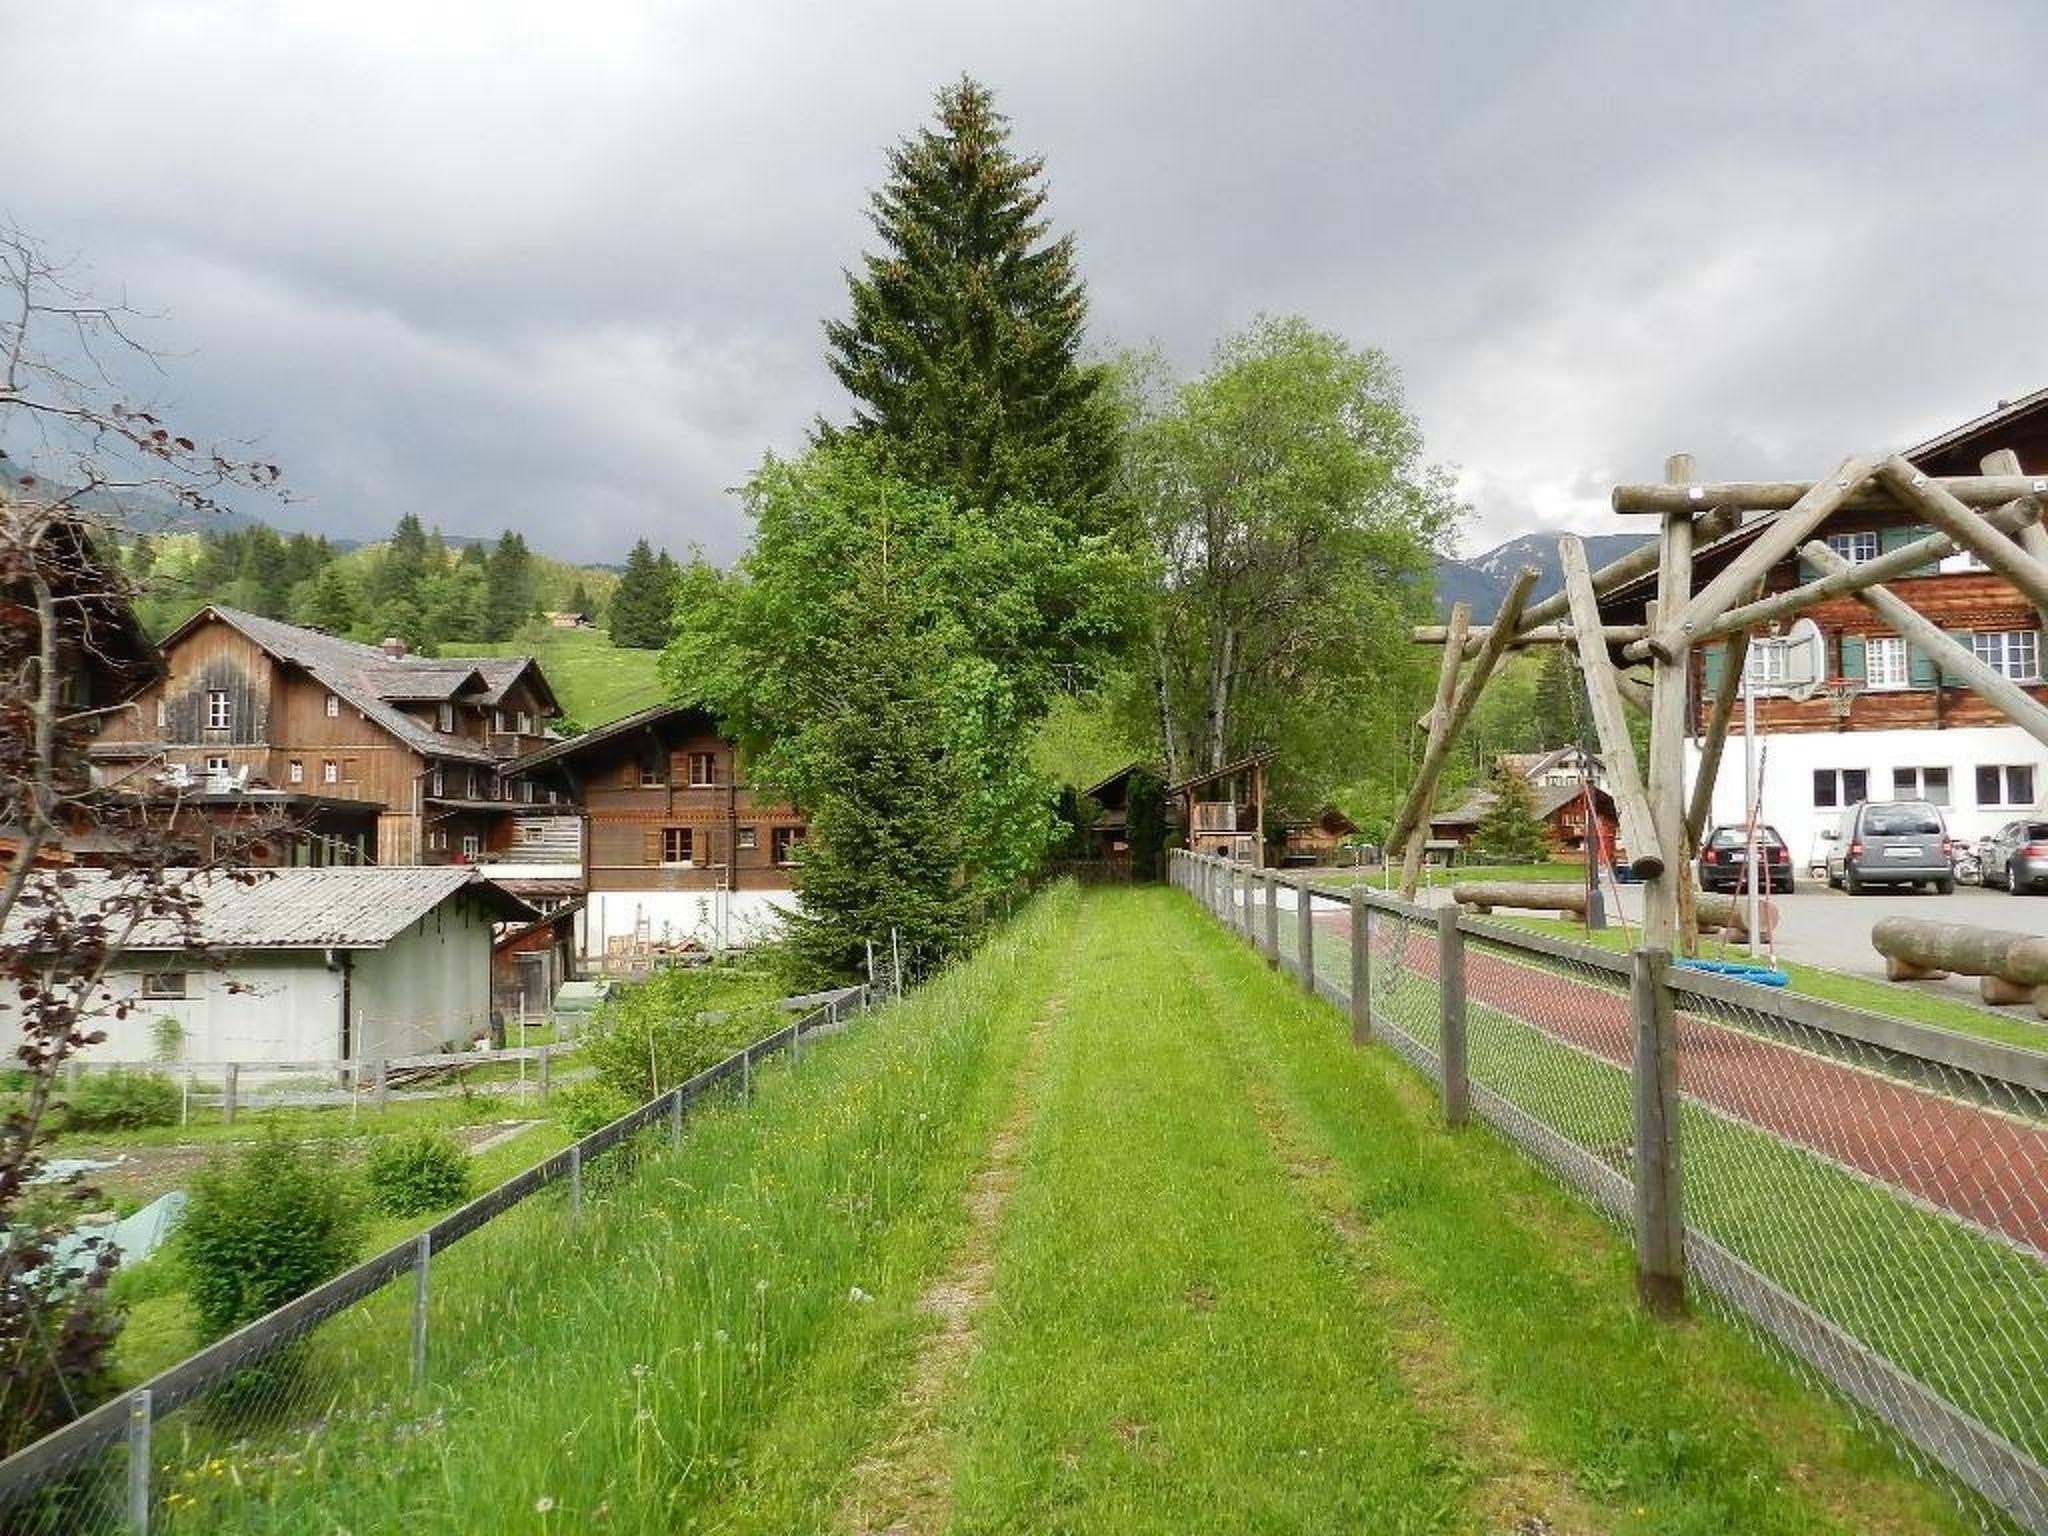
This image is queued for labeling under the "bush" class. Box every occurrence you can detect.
[363,1131,472,1217]
[64,1069,179,1131]
[585,966,780,1104]
[180,1132,363,1341]
[553,1078,632,1138]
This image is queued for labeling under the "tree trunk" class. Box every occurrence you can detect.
[1151,632,1182,785]
[1206,623,1235,771]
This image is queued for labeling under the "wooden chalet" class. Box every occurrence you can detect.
[1600,394,2048,867]
[509,702,807,963]
[1170,750,1272,866]
[91,606,563,866]
[1428,777,1618,863]
[1278,806,1359,865]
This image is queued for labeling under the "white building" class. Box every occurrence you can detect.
[0,866,535,1065]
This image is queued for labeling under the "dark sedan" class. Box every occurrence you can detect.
[1698,824,1795,893]
[1985,820,2048,893]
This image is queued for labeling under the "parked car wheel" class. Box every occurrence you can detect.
[1845,868,1864,895]
[1936,877,1955,895]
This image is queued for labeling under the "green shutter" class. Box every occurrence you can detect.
[1908,642,1937,688]
[1701,643,1726,692]
[1942,630,1974,684]
[1839,633,1866,681]
[1797,554,1820,582]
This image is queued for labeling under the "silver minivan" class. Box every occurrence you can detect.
[1826,800,1953,894]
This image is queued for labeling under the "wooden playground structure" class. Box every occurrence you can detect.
[1389,448,2048,962]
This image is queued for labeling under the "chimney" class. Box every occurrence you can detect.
[381,636,408,659]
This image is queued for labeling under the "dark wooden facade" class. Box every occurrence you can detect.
[511,703,807,895]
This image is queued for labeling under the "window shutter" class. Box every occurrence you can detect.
[1942,630,1973,684]
[1796,554,1819,582]
[624,759,638,788]
[1838,633,1866,680]
[1908,642,1937,688]
[1701,643,1726,692]
[643,826,662,864]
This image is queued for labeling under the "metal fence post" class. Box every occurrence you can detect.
[1630,947,1686,1315]
[411,1232,430,1389]
[669,1087,684,1147]
[1349,888,1371,1046]
[1438,902,1469,1126]
[127,1388,151,1536]
[568,1144,583,1217]
[1296,877,1315,995]
[222,1062,238,1127]
[1263,871,1279,965]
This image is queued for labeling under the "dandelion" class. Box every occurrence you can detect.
[535,1495,557,1513]
[849,1285,873,1304]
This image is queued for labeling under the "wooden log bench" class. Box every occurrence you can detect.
[1871,916,2048,1016]
[1451,881,1585,917]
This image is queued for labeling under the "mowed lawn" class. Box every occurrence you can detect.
[151,886,1971,1534]
[458,628,665,727]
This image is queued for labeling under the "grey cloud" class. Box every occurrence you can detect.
[9,0,2047,563]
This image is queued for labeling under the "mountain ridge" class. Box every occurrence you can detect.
[1430,530,1648,621]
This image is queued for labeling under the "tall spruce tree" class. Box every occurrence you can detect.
[483,530,536,640]
[1471,760,1552,864]
[824,76,1116,522]
[610,538,679,649]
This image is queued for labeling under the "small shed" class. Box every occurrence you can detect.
[0,867,535,1065]
[1169,751,1274,866]
[1279,805,1359,866]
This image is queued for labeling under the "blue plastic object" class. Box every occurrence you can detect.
[1676,958,1789,988]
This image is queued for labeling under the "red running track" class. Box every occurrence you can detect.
[1316,911,2048,1255]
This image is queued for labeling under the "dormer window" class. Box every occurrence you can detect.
[437,702,455,732]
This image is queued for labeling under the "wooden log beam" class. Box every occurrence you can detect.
[1494,508,1737,652]
[1660,496,2043,655]
[1870,915,2048,985]
[1451,880,1586,916]
[1646,456,1698,953]
[1612,471,2046,517]
[1695,892,1776,941]
[1802,541,2048,749]
[1397,601,1473,898]
[1561,535,1663,878]
[1982,449,2048,634]
[1412,622,1648,647]
[1644,456,1873,664]
[1615,669,1653,713]
[1685,591,1756,849]
[1871,454,2048,616]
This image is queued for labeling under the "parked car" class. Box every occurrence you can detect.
[1697,824,1794,893]
[1824,800,1954,894]
[1983,819,2048,893]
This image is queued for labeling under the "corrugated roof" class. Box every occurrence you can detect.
[2,866,534,951]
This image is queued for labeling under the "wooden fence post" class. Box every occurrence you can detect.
[374,1057,389,1112]
[222,1063,238,1127]
[1349,888,1371,1045]
[1631,948,1686,1315]
[669,1087,684,1147]
[1296,877,1315,995]
[1438,903,1468,1126]
[411,1232,430,1390]
[568,1144,583,1217]
[537,1046,551,1103]
[127,1389,151,1535]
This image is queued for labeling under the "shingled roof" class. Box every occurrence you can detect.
[163,607,553,765]
[2,866,537,951]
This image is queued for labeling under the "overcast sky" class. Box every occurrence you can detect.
[10,1,2046,563]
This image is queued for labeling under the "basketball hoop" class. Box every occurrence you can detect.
[1820,677,1863,720]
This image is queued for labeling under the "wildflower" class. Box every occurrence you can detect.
[536,1495,556,1513]
[631,1362,649,1379]
[849,1285,873,1304]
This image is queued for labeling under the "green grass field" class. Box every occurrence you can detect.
[458,627,666,729]
[119,886,1974,1534]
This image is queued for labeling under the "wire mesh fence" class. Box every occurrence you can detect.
[0,985,867,1535]
[1170,849,2048,1534]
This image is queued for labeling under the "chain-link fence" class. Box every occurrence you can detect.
[0,984,869,1535]
[1171,849,2048,1534]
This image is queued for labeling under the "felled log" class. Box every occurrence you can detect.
[1451,880,1586,916]
[1870,916,2048,988]
[1695,892,1776,942]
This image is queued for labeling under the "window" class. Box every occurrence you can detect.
[204,755,230,776]
[467,769,480,799]
[1813,768,1869,809]
[736,826,757,851]
[431,766,446,797]
[460,833,481,859]
[638,760,664,787]
[772,826,805,865]
[662,826,693,865]
[1865,635,1908,691]
[155,698,167,728]
[140,971,188,999]
[491,709,505,733]
[1973,630,2041,682]
[288,759,305,785]
[437,701,455,732]
[516,711,533,735]
[1745,642,1787,691]
[206,689,232,730]
[325,694,341,718]
[520,779,535,803]
[323,759,339,784]
[428,829,448,852]
[1891,765,1949,805]
[688,752,717,787]
[1826,531,1880,564]
[342,757,357,783]
[1978,764,2038,809]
